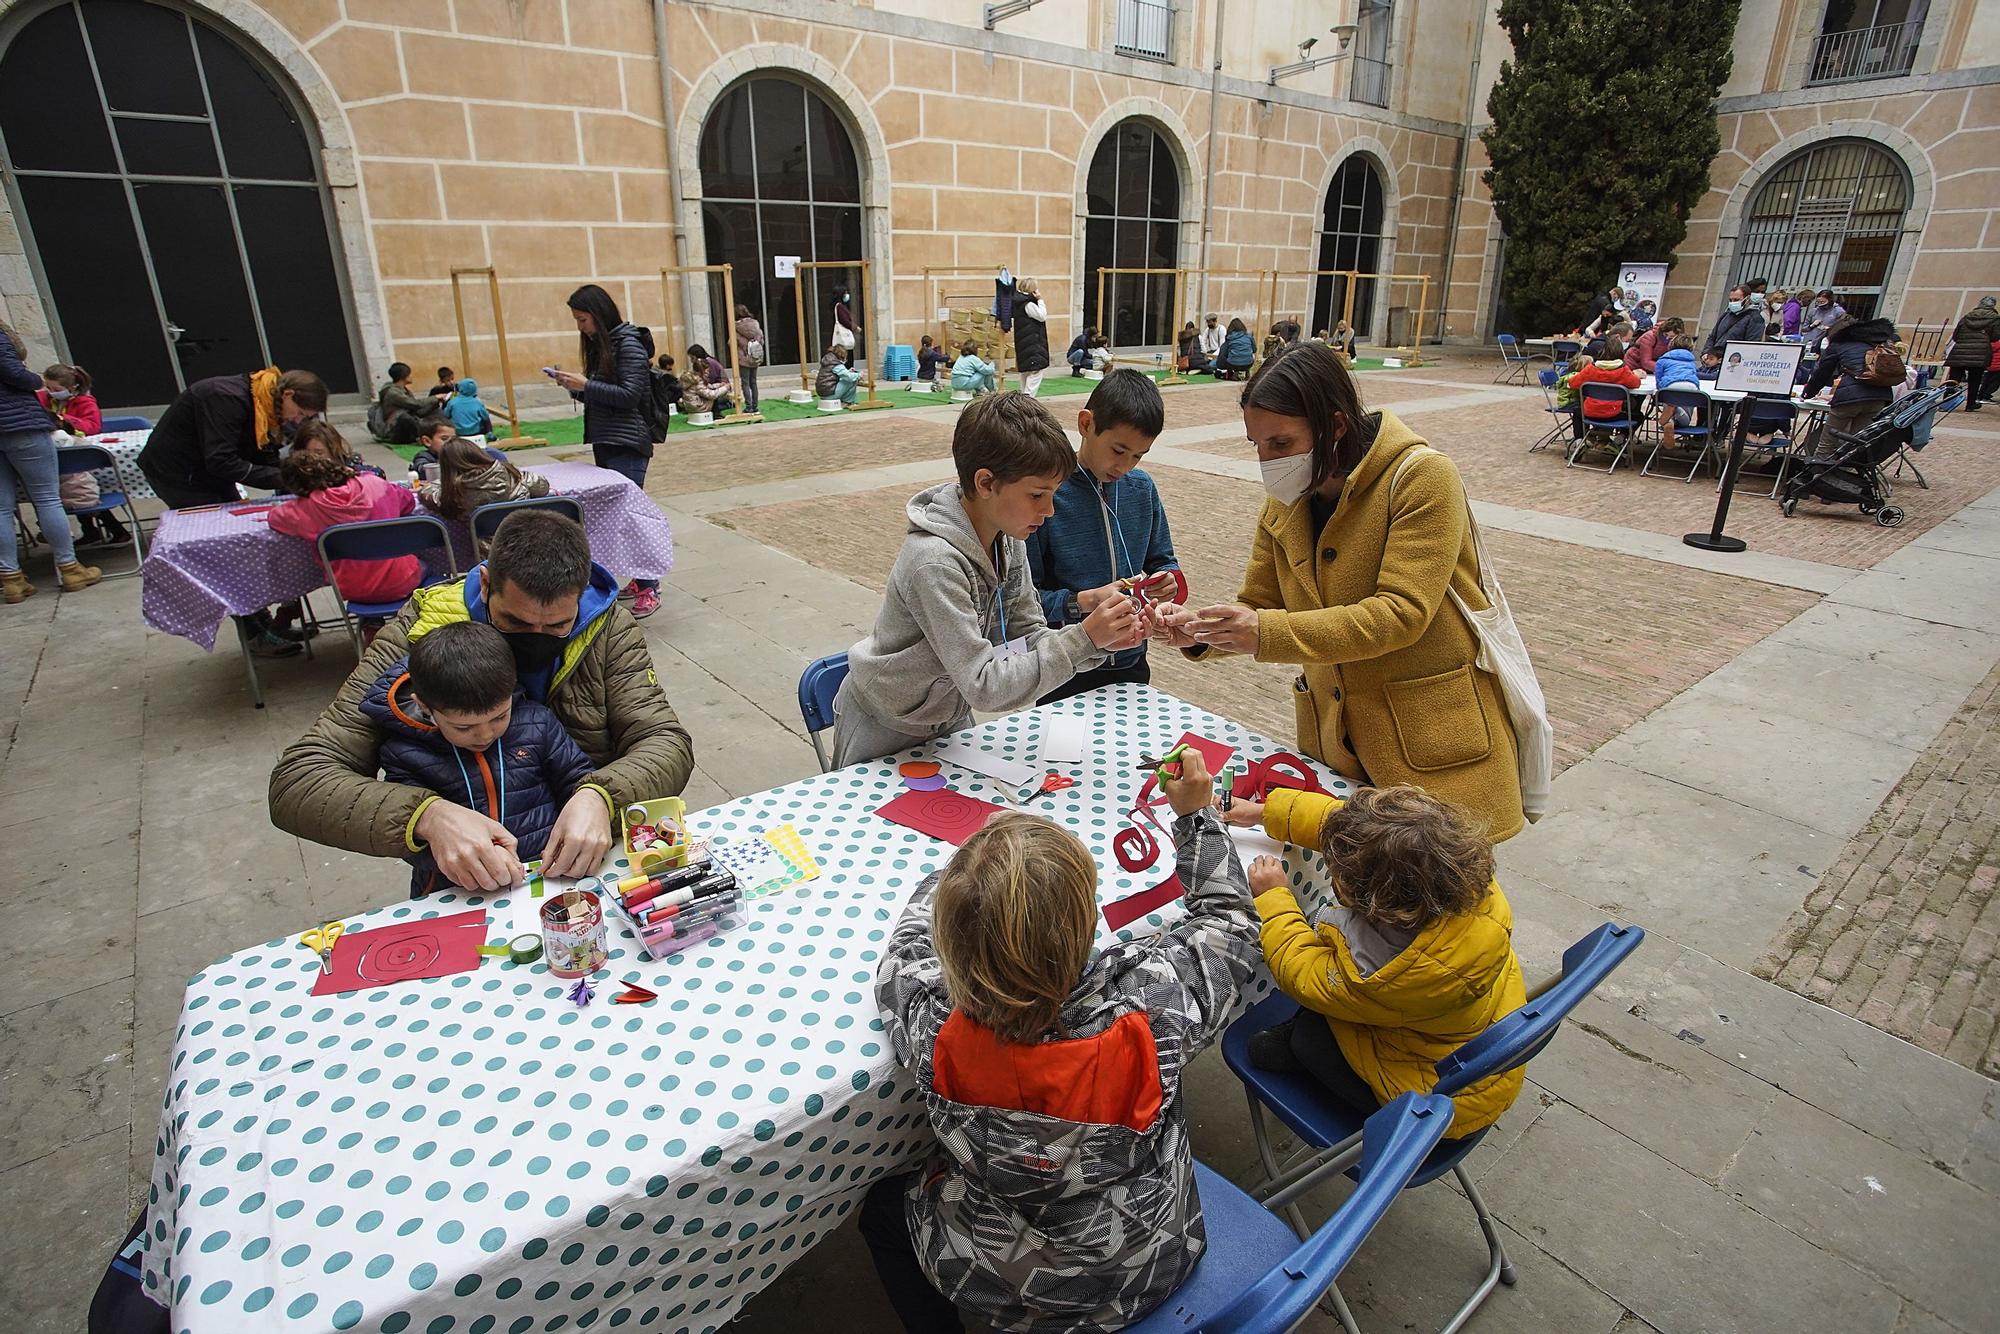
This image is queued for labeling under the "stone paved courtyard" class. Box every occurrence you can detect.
[4,352,2000,1333]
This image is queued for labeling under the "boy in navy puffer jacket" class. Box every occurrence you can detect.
[359,620,596,896]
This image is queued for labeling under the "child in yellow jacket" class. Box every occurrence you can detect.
[1225,783,1526,1136]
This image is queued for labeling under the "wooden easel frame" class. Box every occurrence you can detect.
[1093,267,1192,380]
[792,259,889,411]
[657,263,763,426]
[1272,269,1434,359]
[448,267,547,448]
[1173,267,1278,370]
[922,265,1022,390]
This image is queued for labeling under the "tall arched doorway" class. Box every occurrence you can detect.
[698,75,863,367]
[0,0,361,404]
[1083,119,1181,347]
[1311,156,1386,339]
[1733,139,1910,320]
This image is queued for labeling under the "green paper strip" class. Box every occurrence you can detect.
[477,945,510,959]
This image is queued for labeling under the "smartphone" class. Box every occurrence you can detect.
[541,366,560,378]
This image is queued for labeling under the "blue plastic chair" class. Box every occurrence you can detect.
[99,414,153,431]
[1223,922,1645,1333]
[797,652,850,771]
[1569,383,1639,472]
[1641,386,1714,480]
[55,444,144,577]
[1491,334,1545,386]
[1550,338,1582,365]
[315,514,455,656]
[1124,1093,1452,1334]
[469,494,585,545]
[1530,368,1574,454]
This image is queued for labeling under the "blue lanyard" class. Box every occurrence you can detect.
[450,742,507,826]
[1087,470,1137,580]
[990,538,1008,645]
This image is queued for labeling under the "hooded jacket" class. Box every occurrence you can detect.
[360,666,596,895]
[1653,346,1701,390]
[1945,301,1999,370]
[1219,329,1255,368]
[1804,315,1899,408]
[950,353,996,392]
[841,481,1108,734]
[1623,326,1672,375]
[416,457,549,522]
[572,322,654,458]
[1026,466,1177,671]
[1568,357,1642,418]
[442,380,494,437]
[1701,305,1767,358]
[0,334,49,435]
[269,561,694,859]
[876,809,1261,1333]
[1253,787,1527,1136]
[267,472,424,604]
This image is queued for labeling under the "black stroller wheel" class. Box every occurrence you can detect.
[1877,506,1904,528]
[1782,496,1798,517]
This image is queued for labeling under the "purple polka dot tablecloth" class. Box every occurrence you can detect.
[138,686,1345,1333]
[140,464,674,652]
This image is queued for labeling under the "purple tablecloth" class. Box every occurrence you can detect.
[140,463,674,650]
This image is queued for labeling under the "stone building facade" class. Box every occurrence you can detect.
[0,0,1995,408]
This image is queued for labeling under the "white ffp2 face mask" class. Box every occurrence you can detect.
[1260,453,1315,506]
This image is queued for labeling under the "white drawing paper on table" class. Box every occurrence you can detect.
[1039,714,1088,765]
[933,736,1040,789]
[1227,826,1288,878]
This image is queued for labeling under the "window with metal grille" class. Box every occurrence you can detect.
[1082,119,1182,347]
[1808,0,1927,85]
[1114,0,1173,61]
[1733,139,1910,320]
[1311,157,1386,337]
[1350,0,1393,107]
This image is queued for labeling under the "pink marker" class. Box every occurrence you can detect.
[642,922,718,958]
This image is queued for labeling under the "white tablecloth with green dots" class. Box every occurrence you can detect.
[140,684,1347,1333]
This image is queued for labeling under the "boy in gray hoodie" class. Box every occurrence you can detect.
[830,392,1144,767]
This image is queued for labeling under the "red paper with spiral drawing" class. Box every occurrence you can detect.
[311,908,488,996]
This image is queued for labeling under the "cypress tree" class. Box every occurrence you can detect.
[1480,0,1739,333]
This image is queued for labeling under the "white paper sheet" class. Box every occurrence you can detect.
[1039,713,1088,765]
[1227,825,1288,877]
[934,736,1041,789]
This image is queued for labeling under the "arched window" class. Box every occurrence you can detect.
[1311,156,1386,338]
[1083,119,1181,347]
[1734,139,1910,320]
[699,76,862,367]
[0,0,360,404]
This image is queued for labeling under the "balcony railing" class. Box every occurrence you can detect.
[1350,55,1391,108]
[1806,20,1922,85]
[1113,0,1172,62]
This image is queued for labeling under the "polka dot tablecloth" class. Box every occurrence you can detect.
[78,430,156,499]
[140,685,1347,1333]
[140,463,674,652]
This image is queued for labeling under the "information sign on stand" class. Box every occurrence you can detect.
[1684,341,1806,553]
[772,255,799,279]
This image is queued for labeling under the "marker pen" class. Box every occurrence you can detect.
[639,888,743,928]
[641,895,740,939]
[626,871,736,914]
[617,858,713,899]
[643,922,719,957]
[640,904,735,947]
[621,865,726,910]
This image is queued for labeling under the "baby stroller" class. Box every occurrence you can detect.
[1778,384,1961,527]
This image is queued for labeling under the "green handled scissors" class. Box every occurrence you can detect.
[299,922,345,972]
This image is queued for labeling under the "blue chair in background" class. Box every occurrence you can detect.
[1123,1093,1453,1334]
[1550,338,1582,365]
[1569,384,1639,472]
[1727,399,1801,498]
[469,494,585,546]
[1222,922,1646,1333]
[98,414,153,432]
[55,444,144,577]
[315,514,455,656]
[797,652,850,771]
[1641,386,1714,481]
[1492,334,1545,386]
[1531,368,1574,453]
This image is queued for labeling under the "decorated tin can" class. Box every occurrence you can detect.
[540,890,607,978]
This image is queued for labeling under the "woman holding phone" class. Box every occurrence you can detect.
[548,284,659,616]
[1153,343,1524,841]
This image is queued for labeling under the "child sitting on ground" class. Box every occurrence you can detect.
[442,378,493,442]
[949,342,997,397]
[41,364,131,547]
[269,435,422,607]
[1086,330,1114,373]
[681,345,731,417]
[829,392,1141,766]
[916,335,948,384]
[866,752,1259,1333]
[361,620,598,897]
[815,346,862,405]
[1226,783,1526,1138]
[418,433,549,523]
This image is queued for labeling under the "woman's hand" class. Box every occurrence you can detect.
[1187,603,1259,655]
[1150,603,1203,650]
[1248,855,1287,893]
[1222,797,1264,829]
[551,370,587,392]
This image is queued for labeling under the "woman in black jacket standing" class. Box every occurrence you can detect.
[1011,277,1050,397]
[552,283,659,617]
[1801,314,1898,456]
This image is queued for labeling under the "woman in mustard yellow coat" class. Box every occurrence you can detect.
[1156,343,1525,841]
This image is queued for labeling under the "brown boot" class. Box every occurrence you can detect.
[1,570,33,604]
[58,560,102,591]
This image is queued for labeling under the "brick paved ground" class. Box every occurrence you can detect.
[1756,663,2000,1077]
[712,461,1818,771]
[567,412,958,497]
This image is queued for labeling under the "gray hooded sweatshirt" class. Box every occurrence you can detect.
[843,481,1109,733]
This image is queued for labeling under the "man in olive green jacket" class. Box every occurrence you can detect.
[269,509,693,891]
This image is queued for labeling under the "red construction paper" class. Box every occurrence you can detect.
[1113,824,1160,872]
[310,909,488,996]
[1233,752,1327,802]
[1103,873,1187,930]
[1135,732,1240,824]
[876,788,1006,845]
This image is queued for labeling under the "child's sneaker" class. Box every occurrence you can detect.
[617,581,638,601]
[630,587,660,619]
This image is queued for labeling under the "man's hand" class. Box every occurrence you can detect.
[1248,855,1287,894]
[414,800,521,892]
[1080,591,1144,651]
[542,790,614,878]
[1162,751,1216,817]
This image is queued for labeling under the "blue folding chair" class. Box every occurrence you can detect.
[1550,338,1582,365]
[1223,922,1646,1333]
[315,514,455,656]
[55,444,145,577]
[1491,335,1545,386]
[469,494,585,545]
[99,414,153,431]
[1641,386,1714,480]
[1124,1094,1452,1334]
[797,652,849,771]
[1569,384,1639,472]
[1530,368,1574,453]
[1725,399,1800,498]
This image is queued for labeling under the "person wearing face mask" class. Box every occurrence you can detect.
[1701,286,1767,359]
[1802,289,1846,340]
[270,508,694,895]
[1153,343,1525,842]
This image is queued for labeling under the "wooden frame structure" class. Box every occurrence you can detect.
[448,267,547,448]
[921,265,1019,391]
[790,258,889,410]
[1272,269,1434,359]
[1095,267,1278,382]
[1093,266,1190,380]
[657,263,763,426]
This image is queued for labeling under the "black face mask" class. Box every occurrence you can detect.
[502,630,565,673]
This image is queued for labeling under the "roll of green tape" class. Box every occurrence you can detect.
[508,934,543,965]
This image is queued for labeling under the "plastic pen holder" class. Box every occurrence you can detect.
[605,868,741,961]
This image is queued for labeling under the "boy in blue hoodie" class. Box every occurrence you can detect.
[443,378,494,441]
[1027,368,1180,706]
[360,619,596,896]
